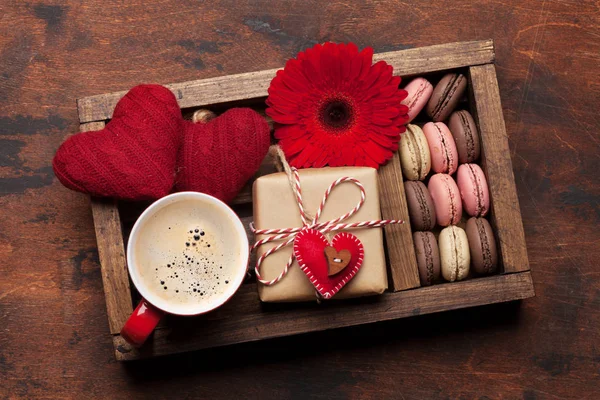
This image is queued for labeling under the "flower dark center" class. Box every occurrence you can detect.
[319,98,355,132]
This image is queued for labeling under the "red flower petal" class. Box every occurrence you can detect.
[358,47,374,80]
[349,50,364,82]
[362,140,392,164]
[360,61,386,92]
[274,124,308,140]
[280,136,307,157]
[312,148,330,168]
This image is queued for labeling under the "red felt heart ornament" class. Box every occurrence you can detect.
[293,229,364,299]
[53,84,183,200]
[175,108,271,203]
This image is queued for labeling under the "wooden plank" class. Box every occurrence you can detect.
[230,184,253,205]
[77,40,495,123]
[80,121,134,334]
[380,38,494,77]
[378,152,420,291]
[112,271,534,361]
[468,64,530,273]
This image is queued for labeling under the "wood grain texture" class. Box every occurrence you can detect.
[468,64,530,274]
[77,40,494,123]
[113,272,534,361]
[1,0,599,398]
[79,121,134,333]
[90,198,133,334]
[378,152,420,291]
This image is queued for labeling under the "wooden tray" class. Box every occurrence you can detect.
[77,40,535,361]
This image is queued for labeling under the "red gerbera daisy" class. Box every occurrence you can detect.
[266,42,409,169]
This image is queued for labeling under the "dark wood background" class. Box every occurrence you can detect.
[1,0,598,398]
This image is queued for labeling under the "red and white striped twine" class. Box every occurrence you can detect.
[251,167,404,286]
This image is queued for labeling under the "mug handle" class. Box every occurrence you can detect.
[120,299,165,347]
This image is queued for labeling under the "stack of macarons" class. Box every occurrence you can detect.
[400,73,498,287]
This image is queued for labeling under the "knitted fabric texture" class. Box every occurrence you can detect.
[175,108,271,203]
[53,84,182,200]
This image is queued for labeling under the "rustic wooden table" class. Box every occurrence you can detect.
[1,1,598,398]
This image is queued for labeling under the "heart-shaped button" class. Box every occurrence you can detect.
[175,108,271,203]
[53,85,183,200]
[324,246,351,276]
[294,229,364,299]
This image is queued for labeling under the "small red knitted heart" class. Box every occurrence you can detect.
[293,229,364,299]
[175,108,271,203]
[53,85,182,200]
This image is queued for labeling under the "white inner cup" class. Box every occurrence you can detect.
[127,192,249,316]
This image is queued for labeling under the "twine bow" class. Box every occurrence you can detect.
[251,152,404,286]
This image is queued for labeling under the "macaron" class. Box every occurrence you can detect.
[439,225,470,282]
[426,73,467,122]
[428,173,462,226]
[400,77,433,123]
[423,122,458,174]
[413,231,441,286]
[404,181,436,231]
[465,217,498,275]
[456,163,490,217]
[448,110,480,163]
[400,124,431,181]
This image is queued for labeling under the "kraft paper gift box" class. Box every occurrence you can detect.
[252,167,388,302]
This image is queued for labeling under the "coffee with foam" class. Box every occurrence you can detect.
[129,196,246,315]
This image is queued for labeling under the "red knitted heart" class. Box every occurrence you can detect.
[293,229,364,299]
[175,108,271,203]
[53,85,182,200]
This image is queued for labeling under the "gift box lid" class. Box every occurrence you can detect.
[252,167,388,302]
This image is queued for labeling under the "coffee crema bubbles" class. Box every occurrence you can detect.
[132,199,242,310]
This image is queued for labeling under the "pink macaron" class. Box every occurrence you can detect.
[422,122,458,174]
[400,78,433,123]
[456,163,490,217]
[428,173,462,226]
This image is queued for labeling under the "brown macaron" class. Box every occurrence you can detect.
[404,181,436,231]
[426,73,467,122]
[413,231,441,286]
[448,110,480,163]
[465,217,498,275]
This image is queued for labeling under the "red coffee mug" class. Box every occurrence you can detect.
[120,192,249,347]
